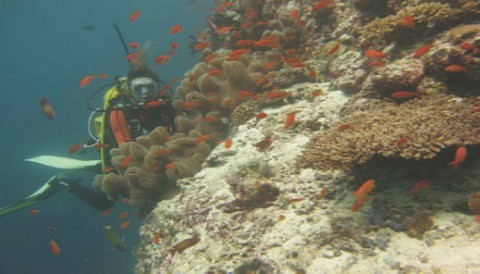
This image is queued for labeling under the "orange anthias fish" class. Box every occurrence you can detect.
[398,15,414,28]
[130,42,139,49]
[412,44,433,58]
[121,155,132,169]
[164,163,175,170]
[129,9,140,22]
[69,143,83,154]
[28,209,40,215]
[103,208,112,216]
[444,64,466,73]
[447,146,467,168]
[411,179,430,194]
[351,179,375,211]
[40,98,55,121]
[394,137,408,148]
[224,138,232,148]
[352,179,375,199]
[170,42,179,50]
[203,53,217,62]
[256,112,267,121]
[155,55,171,65]
[119,221,131,230]
[79,75,95,88]
[365,49,388,59]
[118,211,128,221]
[170,24,183,34]
[195,134,213,143]
[195,42,209,51]
[99,73,108,79]
[390,91,420,99]
[50,240,60,255]
[285,112,295,129]
[327,42,341,55]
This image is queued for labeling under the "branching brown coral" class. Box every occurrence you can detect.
[298,94,480,171]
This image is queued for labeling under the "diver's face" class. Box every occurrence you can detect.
[129,77,158,102]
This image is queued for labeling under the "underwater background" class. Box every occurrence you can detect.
[0,0,212,273]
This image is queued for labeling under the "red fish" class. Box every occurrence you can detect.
[327,42,340,55]
[103,208,111,216]
[368,60,386,67]
[203,53,217,62]
[119,221,131,230]
[444,64,466,73]
[50,240,60,255]
[195,134,213,143]
[202,116,217,123]
[365,49,388,59]
[170,24,183,34]
[291,9,299,20]
[398,15,414,28]
[411,179,430,194]
[285,112,295,129]
[130,42,139,49]
[224,139,232,148]
[394,137,408,148]
[230,49,251,56]
[412,44,432,58]
[353,179,375,198]
[390,91,419,99]
[40,98,55,121]
[118,211,128,221]
[155,55,171,65]
[125,52,141,64]
[99,73,108,79]
[235,39,255,47]
[194,42,209,50]
[79,75,95,88]
[69,143,83,154]
[28,209,40,215]
[121,155,132,169]
[448,146,466,168]
[170,42,179,50]
[121,198,128,204]
[208,69,223,76]
[165,163,176,170]
[255,112,267,121]
[102,167,115,173]
[129,9,140,22]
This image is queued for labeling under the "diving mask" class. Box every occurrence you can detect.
[129,77,158,101]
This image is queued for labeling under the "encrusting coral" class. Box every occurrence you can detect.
[297,94,480,171]
[356,2,465,44]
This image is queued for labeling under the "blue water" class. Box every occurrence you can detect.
[0,0,212,273]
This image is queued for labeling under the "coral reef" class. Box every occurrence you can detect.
[131,0,480,272]
[298,94,480,171]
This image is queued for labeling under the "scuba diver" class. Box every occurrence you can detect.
[0,63,177,217]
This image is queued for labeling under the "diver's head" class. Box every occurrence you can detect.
[126,64,161,103]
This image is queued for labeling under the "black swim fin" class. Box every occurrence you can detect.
[66,182,114,211]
